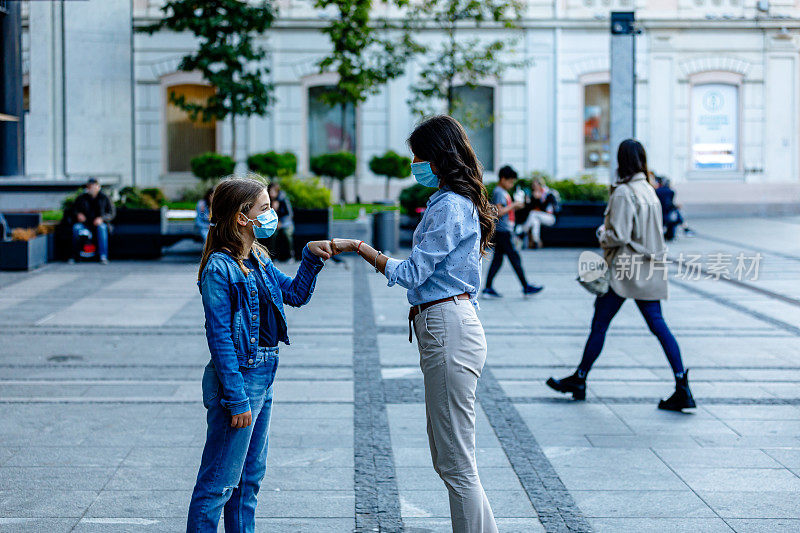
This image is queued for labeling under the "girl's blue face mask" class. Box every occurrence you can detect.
[244,209,278,239]
[411,161,439,188]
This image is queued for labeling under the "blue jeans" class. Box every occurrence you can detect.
[72,222,108,259]
[187,347,279,533]
[578,289,684,377]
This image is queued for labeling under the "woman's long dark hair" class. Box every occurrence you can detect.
[616,139,649,183]
[408,115,495,255]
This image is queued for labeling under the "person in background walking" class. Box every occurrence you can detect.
[187,176,334,532]
[195,188,213,242]
[546,140,695,412]
[654,175,693,241]
[482,165,543,298]
[69,178,114,264]
[332,115,499,533]
[517,177,558,249]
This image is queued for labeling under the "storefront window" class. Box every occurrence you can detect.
[166,84,216,172]
[308,85,356,162]
[691,83,738,170]
[583,83,610,169]
[452,85,494,171]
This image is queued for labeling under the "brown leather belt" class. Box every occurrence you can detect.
[407,293,470,342]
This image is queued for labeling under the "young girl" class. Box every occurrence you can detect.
[333,115,499,533]
[187,176,333,532]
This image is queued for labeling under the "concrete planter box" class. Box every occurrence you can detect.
[0,234,49,271]
[109,207,167,259]
[291,207,332,259]
[538,201,607,247]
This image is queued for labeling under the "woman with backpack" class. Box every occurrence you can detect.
[546,139,695,412]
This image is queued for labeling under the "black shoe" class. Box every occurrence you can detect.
[482,287,502,298]
[546,373,586,401]
[658,370,697,412]
[523,284,544,295]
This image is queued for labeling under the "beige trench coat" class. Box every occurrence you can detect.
[598,173,669,300]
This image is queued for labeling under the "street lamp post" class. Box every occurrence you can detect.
[610,11,637,181]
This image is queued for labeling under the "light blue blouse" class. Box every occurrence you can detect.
[384,187,482,307]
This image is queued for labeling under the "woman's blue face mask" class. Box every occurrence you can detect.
[244,209,278,239]
[411,161,439,188]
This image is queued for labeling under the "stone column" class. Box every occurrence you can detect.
[610,11,637,181]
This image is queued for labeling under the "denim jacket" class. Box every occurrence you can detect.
[199,245,324,414]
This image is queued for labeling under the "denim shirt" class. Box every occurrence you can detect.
[199,245,324,414]
[384,187,482,307]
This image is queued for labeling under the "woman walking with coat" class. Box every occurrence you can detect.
[333,115,499,532]
[546,139,695,411]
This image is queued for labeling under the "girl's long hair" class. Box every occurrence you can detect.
[408,115,495,255]
[197,175,270,282]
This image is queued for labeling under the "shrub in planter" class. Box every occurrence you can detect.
[117,187,163,210]
[190,152,235,183]
[278,176,332,258]
[546,175,609,203]
[0,221,50,270]
[369,151,411,199]
[399,183,436,216]
[310,152,355,203]
[247,151,297,179]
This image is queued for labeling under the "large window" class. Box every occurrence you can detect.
[307,85,356,161]
[691,83,738,170]
[583,83,610,169]
[166,84,216,172]
[452,85,494,171]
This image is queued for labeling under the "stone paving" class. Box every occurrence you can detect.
[1,215,799,532]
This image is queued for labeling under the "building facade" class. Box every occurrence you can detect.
[20,0,800,211]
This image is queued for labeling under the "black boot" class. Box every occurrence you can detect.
[546,372,586,401]
[658,370,696,411]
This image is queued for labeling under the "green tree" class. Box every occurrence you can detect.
[369,150,411,198]
[139,0,277,162]
[405,0,525,122]
[310,152,356,203]
[314,0,420,200]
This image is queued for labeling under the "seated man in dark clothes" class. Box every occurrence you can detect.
[69,178,115,263]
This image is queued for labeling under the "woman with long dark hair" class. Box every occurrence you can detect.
[333,115,498,532]
[546,139,695,411]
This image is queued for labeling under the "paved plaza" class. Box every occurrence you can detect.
[1,215,800,532]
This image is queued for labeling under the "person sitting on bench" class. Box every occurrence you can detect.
[70,178,115,264]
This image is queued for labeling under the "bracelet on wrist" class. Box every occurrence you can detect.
[357,240,364,255]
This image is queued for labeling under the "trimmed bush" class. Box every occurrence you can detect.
[117,187,164,210]
[190,152,235,182]
[310,152,356,203]
[369,150,411,198]
[279,176,331,210]
[247,151,297,178]
[399,183,436,216]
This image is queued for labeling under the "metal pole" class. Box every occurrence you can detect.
[610,11,637,182]
[0,0,24,176]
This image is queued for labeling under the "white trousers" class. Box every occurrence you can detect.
[519,211,556,242]
[413,298,498,533]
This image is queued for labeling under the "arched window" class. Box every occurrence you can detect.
[165,84,216,172]
[307,85,356,162]
[452,85,494,171]
[583,82,610,169]
[691,83,739,171]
